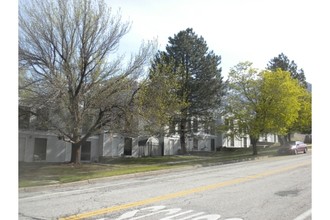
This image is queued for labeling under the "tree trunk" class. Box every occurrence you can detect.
[278,135,289,146]
[250,136,258,155]
[278,135,284,145]
[70,143,81,164]
[287,133,291,142]
[180,119,187,154]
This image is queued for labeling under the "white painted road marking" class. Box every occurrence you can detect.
[109,205,242,220]
[293,209,311,220]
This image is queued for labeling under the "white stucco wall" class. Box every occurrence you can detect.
[99,133,122,157]
[259,134,278,143]
[163,136,180,155]
[222,135,250,148]
[19,130,99,162]
[19,131,70,162]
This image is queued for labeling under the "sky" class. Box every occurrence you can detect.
[106,0,329,85]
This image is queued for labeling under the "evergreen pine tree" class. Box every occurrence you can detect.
[158,28,226,153]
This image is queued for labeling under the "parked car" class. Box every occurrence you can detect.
[277,141,308,155]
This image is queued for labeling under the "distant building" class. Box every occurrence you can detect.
[19,106,278,162]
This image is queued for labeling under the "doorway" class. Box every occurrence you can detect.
[211,139,215,151]
[34,138,47,161]
[124,138,132,156]
[81,141,91,161]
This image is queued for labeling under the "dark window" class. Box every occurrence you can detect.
[34,138,47,161]
[81,141,91,161]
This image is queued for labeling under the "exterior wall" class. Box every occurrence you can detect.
[222,135,251,148]
[163,136,180,156]
[99,133,122,157]
[19,128,279,162]
[290,133,306,142]
[19,130,71,162]
[259,134,278,143]
[132,138,140,157]
[186,136,215,151]
[19,129,279,162]
[19,105,283,161]
[20,130,156,162]
[145,136,161,156]
[100,133,141,157]
[197,138,210,151]
[163,134,217,155]
[186,138,194,152]
[19,130,99,162]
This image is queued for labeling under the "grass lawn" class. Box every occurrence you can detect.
[19,145,283,188]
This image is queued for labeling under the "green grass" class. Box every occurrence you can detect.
[19,145,283,188]
[19,163,176,187]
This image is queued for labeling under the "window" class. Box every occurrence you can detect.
[34,138,47,161]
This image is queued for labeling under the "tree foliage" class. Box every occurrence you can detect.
[267,53,311,140]
[287,89,312,134]
[267,53,307,88]
[153,28,226,153]
[226,62,305,155]
[137,54,188,135]
[19,0,155,163]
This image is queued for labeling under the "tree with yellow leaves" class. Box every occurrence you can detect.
[226,62,307,155]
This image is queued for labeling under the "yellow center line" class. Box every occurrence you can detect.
[59,161,310,220]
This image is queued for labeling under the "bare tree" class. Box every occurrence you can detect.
[19,0,156,163]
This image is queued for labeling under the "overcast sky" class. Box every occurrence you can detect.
[106,0,328,84]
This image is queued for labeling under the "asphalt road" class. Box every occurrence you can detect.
[19,153,311,220]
